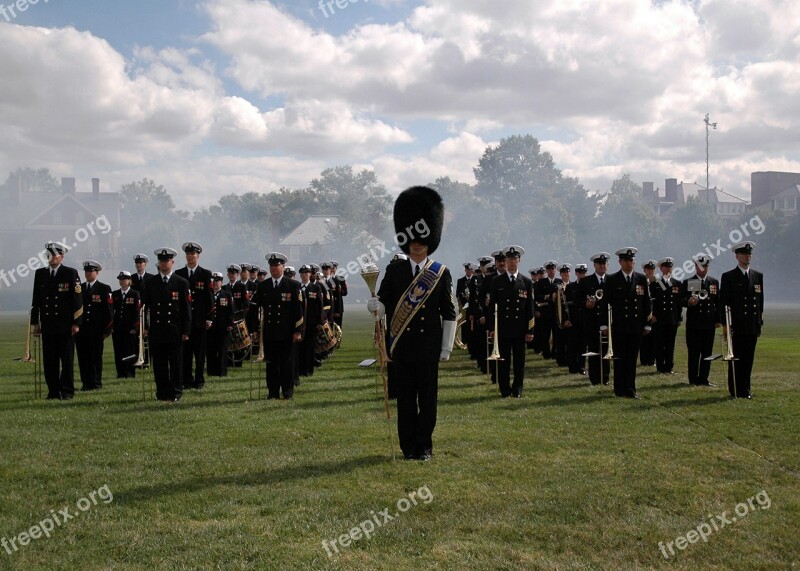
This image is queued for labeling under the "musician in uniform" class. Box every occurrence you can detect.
[76,260,113,391]
[534,261,561,360]
[719,242,763,399]
[207,272,234,378]
[481,250,506,383]
[639,260,657,366]
[142,248,192,402]
[331,261,348,327]
[175,242,214,389]
[468,256,492,368]
[604,247,652,398]
[243,263,259,349]
[111,271,141,379]
[251,252,304,400]
[384,253,408,399]
[256,266,267,283]
[681,255,720,386]
[455,262,474,354]
[651,257,682,374]
[131,254,153,294]
[284,266,300,386]
[30,241,83,400]
[368,186,456,461]
[567,264,588,375]
[555,263,573,367]
[487,245,534,398]
[321,262,338,324]
[580,253,611,386]
[223,264,248,313]
[298,265,324,378]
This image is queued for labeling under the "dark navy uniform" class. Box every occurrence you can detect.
[207,285,234,377]
[251,258,304,399]
[142,257,192,401]
[605,248,652,398]
[487,250,534,398]
[30,246,83,400]
[298,270,324,377]
[534,265,561,360]
[111,281,141,379]
[578,268,610,385]
[175,259,214,389]
[467,265,488,369]
[719,243,763,398]
[76,266,113,391]
[681,265,720,385]
[651,258,683,374]
[564,276,584,374]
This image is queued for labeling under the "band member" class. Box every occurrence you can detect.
[384,253,407,399]
[256,267,267,282]
[298,265,324,377]
[605,247,652,399]
[534,261,561,359]
[142,248,192,402]
[487,245,534,398]
[76,260,113,391]
[481,250,506,383]
[175,242,214,389]
[681,255,720,386]
[283,266,301,385]
[331,261,348,327]
[111,271,141,379]
[456,262,474,353]
[719,242,763,399]
[30,241,83,400]
[567,264,588,374]
[131,254,153,293]
[555,263,573,367]
[223,264,247,313]
[651,257,683,374]
[243,263,259,348]
[639,259,657,366]
[207,273,234,377]
[368,186,456,461]
[468,256,492,369]
[580,253,611,385]
[321,262,338,324]
[251,252,304,400]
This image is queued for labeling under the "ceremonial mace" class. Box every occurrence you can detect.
[360,262,396,461]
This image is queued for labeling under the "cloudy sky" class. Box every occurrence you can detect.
[1,0,798,209]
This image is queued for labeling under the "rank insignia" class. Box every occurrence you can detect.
[220,298,228,307]
[172,291,179,300]
[672,286,680,294]
[518,290,528,298]
[709,284,717,294]
[754,284,762,293]
[636,285,644,295]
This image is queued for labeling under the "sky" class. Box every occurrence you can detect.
[1,0,798,210]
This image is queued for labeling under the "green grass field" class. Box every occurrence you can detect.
[0,306,798,570]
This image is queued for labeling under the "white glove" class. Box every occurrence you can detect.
[367,297,385,320]
[439,350,451,361]
[441,319,456,357]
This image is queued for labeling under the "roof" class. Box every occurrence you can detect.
[0,190,119,231]
[279,215,339,247]
[771,185,800,200]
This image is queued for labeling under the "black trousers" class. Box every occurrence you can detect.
[474,320,488,373]
[150,339,183,401]
[183,327,208,387]
[76,333,105,389]
[206,328,229,377]
[586,327,610,384]
[112,331,137,378]
[613,332,642,397]
[539,317,557,359]
[498,334,526,396]
[298,328,316,377]
[686,327,715,384]
[639,328,655,365]
[42,332,75,399]
[565,323,583,373]
[266,338,295,398]
[728,334,758,398]
[395,361,438,457]
[654,323,678,373]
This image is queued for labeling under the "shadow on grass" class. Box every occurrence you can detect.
[119,454,388,505]
[657,395,730,408]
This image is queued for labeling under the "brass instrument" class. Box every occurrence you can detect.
[14,307,42,399]
[603,303,614,360]
[133,305,146,368]
[688,279,709,302]
[487,304,504,362]
[556,283,571,329]
[454,303,468,349]
[722,305,736,362]
[255,307,266,362]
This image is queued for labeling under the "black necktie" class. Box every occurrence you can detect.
[189,269,193,279]
[163,276,168,284]
[414,265,420,277]
[599,277,603,285]
[51,269,56,278]
[627,275,631,285]
[274,279,278,288]
[510,274,515,284]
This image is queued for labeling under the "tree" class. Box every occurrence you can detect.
[119,179,179,256]
[4,167,60,192]
[594,174,663,257]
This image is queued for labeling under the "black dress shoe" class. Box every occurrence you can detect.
[631,393,641,399]
[419,452,432,462]
[698,382,716,387]
[403,453,419,461]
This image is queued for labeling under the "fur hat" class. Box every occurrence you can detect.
[393,186,444,256]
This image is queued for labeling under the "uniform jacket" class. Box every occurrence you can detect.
[251,277,304,340]
[487,273,535,337]
[680,274,720,330]
[300,281,325,329]
[131,271,154,294]
[604,271,652,335]
[79,281,113,337]
[467,273,484,319]
[210,289,235,332]
[175,266,215,329]
[650,276,683,327]
[377,259,456,362]
[534,277,562,318]
[222,280,249,315]
[112,288,141,334]
[142,273,192,343]
[719,267,764,336]
[30,265,83,333]
[455,275,471,308]
[578,274,609,329]
[564,280,582,325]
[333,275,347,315]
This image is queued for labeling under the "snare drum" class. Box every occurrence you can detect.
[228,319,252,352]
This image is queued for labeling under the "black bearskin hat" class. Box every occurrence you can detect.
[393,186,444,256]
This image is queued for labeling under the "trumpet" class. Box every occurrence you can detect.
[487,304,504,362]
[603,303,615,360]
[688,279,709,302]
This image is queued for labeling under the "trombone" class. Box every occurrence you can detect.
[487,304,504,362]
[603,303,615,360]
[124,305,151,401]
[14,307,43,398]
[556,283,572,329]
[250,307,266,401]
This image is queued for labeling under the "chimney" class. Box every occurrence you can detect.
[665,178,678,203]
[92,177,100,200]
[61,177,76,195]
[642,181,654,203]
